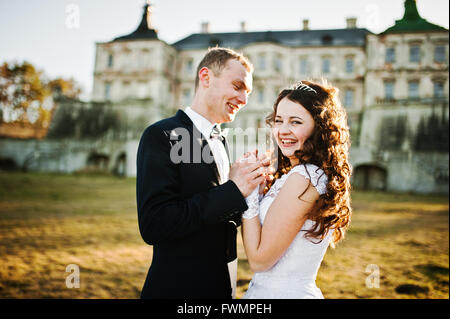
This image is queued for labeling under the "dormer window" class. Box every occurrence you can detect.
[321,35,333,45]
[208,37,221,47]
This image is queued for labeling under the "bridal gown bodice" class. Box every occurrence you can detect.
[243,163,332,299]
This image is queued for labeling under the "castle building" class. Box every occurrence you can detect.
[1,0,448,193]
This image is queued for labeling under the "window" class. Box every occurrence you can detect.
[257,87,264,104]
[258,53,266,71]
[107,54,113,68]
[434,82,444,98]
[409,45,420,63]
[274,54,282,72]
[322,57,330,74]
[299,57,308,74]
[345,57,354,73]
[384,81,394,100]
[185,58,193,74]
[408,81,419,99]
[344,89,354,107]
[274,87,281,100]
[434,46,446,63]
[385,47,395,63]
[104,82,112,100]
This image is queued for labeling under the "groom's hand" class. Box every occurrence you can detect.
[229,151,267,198]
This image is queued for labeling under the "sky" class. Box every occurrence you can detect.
[0,0,448,100]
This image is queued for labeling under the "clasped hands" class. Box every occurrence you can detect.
[229,150,275,198]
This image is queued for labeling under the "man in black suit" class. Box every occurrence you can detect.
[136,47,267,299]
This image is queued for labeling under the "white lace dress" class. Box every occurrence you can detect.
[242,163,331,299]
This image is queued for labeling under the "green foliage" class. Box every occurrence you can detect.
[0,61,51,125]
[48,78,82,100]
[0,61,83,132]
[47,103,120,139]
[378,115,409,150]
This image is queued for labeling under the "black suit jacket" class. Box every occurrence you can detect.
[136,109,248,299]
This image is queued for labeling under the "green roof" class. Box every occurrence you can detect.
[382,0,447,34]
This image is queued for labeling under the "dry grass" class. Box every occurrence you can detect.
[0,172,448,299]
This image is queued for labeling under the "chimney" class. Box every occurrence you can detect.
[302,19,309,30]
[201,22,210,33]
[346,17,357,29]
[240,21,247,32]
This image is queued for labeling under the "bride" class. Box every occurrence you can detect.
[240,80,352,299]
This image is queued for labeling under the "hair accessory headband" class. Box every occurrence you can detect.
[294,83,317,95]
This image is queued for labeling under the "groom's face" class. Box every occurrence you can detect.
[207,59,253,123]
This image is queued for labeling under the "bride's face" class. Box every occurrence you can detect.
[272,97,315,165]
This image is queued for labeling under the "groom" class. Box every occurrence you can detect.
[136,47,267,299]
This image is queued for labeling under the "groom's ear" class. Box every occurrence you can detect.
[198,67,210,89]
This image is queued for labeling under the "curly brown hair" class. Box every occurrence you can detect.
[265,79,352,246]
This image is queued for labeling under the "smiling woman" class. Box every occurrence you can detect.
[265,80,352,246]
[272,98,315,164]
[240,80,352,299]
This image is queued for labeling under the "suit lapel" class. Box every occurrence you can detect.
[222,136,231,168]
[201,138,221,183]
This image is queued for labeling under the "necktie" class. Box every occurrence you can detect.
[210,124,223,140]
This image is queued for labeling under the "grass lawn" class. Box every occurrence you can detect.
[0,171,448,299]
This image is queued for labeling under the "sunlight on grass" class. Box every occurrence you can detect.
[0,172,448,299]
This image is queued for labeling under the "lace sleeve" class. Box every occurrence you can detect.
[289,164,328,195]
[242,187,260,219]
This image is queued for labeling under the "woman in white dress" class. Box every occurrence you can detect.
[240,80,352,299]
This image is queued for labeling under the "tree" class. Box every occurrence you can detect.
[0,61,82,138]
[0,61,52,127]
[48,77,82,100]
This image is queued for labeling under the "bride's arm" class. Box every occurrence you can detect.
[241,173,320,272]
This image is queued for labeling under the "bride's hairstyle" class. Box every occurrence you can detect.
[265,79,352,246]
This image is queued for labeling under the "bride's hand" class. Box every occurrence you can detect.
[242,150,274,195]
[258,180,266,195]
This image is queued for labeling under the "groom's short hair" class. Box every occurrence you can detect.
[194,47,253,91]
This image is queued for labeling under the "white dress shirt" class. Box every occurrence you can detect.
[184,107,237,298]
[184,107,230,184]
